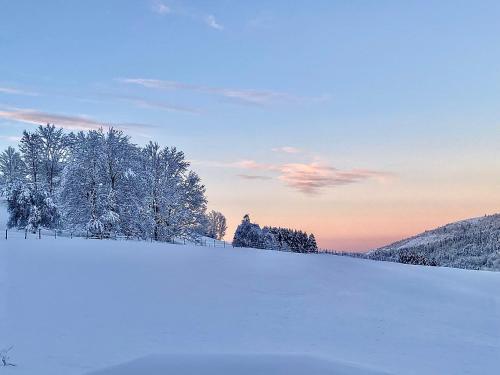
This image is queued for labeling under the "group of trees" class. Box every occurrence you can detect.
[0,124,225,242]
[397,252,437,266]
[233,214,318,253]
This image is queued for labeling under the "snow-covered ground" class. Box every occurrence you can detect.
[0,205,499,374]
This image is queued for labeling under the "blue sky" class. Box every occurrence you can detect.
[1,0,499,250]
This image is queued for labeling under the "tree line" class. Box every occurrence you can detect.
[0,124,226,242]
[233,214,318,253]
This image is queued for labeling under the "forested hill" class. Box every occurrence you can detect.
[367,213,500,271]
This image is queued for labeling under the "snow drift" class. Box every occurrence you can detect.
[85,354,391,375]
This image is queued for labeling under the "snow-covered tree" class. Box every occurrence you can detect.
[0,146,25,194]
[204,210,227,240]
[6,182,58,231]
[37,124,70,195]
[178,171,207,239]
[19,130,43,189]
[306,233,318,252]
[5,128,63,231]
[100,128,142,236]
[233,214,267,249]
[139,142,206,241]
[59,130,108,236]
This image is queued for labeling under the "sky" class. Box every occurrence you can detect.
[0,0,499,251]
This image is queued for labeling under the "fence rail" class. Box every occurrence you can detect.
[2,227,341,254]
[2,227,232,248]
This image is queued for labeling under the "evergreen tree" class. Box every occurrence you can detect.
[307,234,318,253]
[233,216,318,252]
[233,214,266,249]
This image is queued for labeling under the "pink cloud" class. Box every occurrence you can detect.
[279,163,393,194]
[197,157,393,195]
[0,107,151,132]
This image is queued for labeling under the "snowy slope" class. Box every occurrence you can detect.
[368,213,500,270]
[1,234,499,375]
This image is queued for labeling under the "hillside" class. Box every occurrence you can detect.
[1,233,500,374]
[368,214,500,270]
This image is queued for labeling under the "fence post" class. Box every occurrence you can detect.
[25,229,27,239]
[39,228,41,239]
[214,239,216,247]
[54,230,57,239]
[71,232,73,239]
[224,241,226,248]
[5,229,7,240]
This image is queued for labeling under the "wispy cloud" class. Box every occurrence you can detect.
[232,159,276,170]
[149,2,224,31]
[197,157,393,195]
[190,159,275,170]
[151,0,170,15]
[238,174,272,180]
[205,14,223,30]
[120,97,200,114]
[0,107,151,132]
[118,78,309,106]
[0,86,39,96]
[272,146,301,154]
